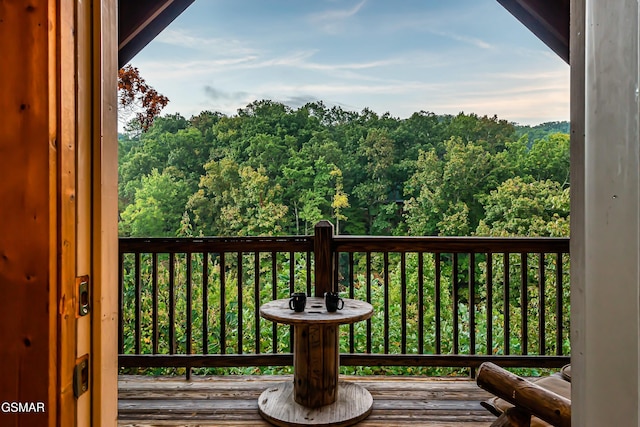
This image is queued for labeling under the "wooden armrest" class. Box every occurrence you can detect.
[477,362,571,427]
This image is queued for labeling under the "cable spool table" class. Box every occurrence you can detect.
[258,297,374,427]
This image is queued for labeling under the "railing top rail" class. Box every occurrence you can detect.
[119,235,569,254]
[332,236,570,254]
[119,236,313,253]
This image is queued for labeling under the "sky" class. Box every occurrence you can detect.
[129,0,569,126]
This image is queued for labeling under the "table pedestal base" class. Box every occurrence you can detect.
[258,381,373,427]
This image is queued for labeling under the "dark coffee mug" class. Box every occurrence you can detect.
[324,292,344,312]
[289,292,307,312]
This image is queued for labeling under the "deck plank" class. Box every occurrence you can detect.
[118,375,496,427]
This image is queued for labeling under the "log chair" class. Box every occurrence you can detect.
[476,362,571,427]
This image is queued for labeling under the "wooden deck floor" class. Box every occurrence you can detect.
[118,374,496,426]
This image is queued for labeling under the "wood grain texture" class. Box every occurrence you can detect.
[76,0,93,425]
[262,297,372,411]
[92,0,120,425]
[0,1,54,426]
[258,381,373,427]
[59,0,79,424]
[260,297,373,326]
[293,324,339,407]
[332,235,569,254]
[313,221,334,296]
[490,408,532,427]
[477,363,570,427]
[118,375,495,426]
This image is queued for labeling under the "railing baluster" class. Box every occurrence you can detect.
[186,253,192,355]
[134,252,141,355]
[169,252,176,355]
[538,253,545,355]
[401,252,407,354]
[220,252,226,355]
[469,252,476,357]
[289,251,294,352]
[469,253,476,378]
[152,253,158,355]
[486,253,493,356]
[418,252,424,354]
[306,250,312,296]
[288,252,295,352]
[384,252,389,354]
[237,251,243,355]
[289,251,295,292]
[186,252,193,379]
[556,252,563,355]
[118,251,124,355]
[271,251,277,353]
[435,252,441,354]
[349,252,355,354]
[366,252,372,354]
[521,253,528,355]
[503,253,510,356]
[203,252,209,355]
[333,252,339,293]
[254,251,260,354]
[453,253,459,355]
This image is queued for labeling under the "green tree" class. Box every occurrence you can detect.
[282,156,335,234]
[445,112,515,153]
[476,177,570,237]
[187,158,288,236]
[119,169,191,236]
[353,128,403,234]
[496,132,570,185]
[525,133,570,184]
[330,166,349,235]
[404,137,497,236]
[403,149,443,235]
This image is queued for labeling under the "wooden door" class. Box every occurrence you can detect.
[0,1,118,426]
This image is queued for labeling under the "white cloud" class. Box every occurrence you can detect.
[130,0,569,127]
[429,30,493,49]
[310,0,367,21]
[308,0,367,34]
[136,49,437,83]
[154,29,257,56]
[258,81,445,98]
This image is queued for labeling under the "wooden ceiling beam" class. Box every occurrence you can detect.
[118,0,195,68]
[497,0,570,64]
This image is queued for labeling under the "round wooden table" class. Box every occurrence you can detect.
[258,297,374,427]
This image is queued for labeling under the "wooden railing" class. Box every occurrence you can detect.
[119,221,570,377]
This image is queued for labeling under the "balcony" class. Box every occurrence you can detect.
[117,221,570,425]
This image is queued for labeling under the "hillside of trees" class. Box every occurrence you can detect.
[118,100,570,238]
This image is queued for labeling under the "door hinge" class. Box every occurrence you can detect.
[76,275,90,317]
[73,354,89,398]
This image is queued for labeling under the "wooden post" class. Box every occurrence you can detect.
[314,221,334,297]
[476,362,571,427]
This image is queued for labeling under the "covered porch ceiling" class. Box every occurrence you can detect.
[118,0,195,69]
[118,0,570,69]
[497,0,569,63]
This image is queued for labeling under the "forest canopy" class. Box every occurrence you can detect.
[118,100,569,238]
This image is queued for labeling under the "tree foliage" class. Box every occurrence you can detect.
[117,100,570,239]
[118,65,169,132]
[186,158,288,236]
